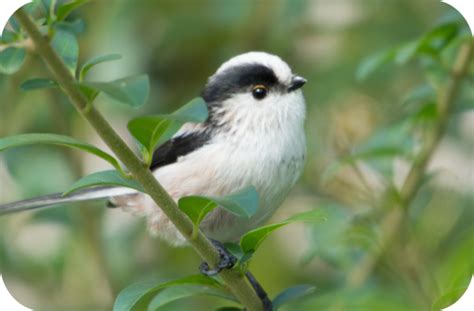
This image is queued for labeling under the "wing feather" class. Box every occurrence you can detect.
[150,128,211,170]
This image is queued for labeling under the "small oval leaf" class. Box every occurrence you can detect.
[79,53,122,80]
[356,49,396,81]
[20,78,58,91]
[169,97,209,123]
[128,97,208,153]
[178,196,217,237]
[0,133,121,170]
[113,275,224,311]
[273,285,316,310]
[128,117,172,152]
[55,19,86,34]
[207,186,259,218]
[113,280,159,311]
[51,30,79,73]
[240,209,325,254]
[240,223,288,254]
[148,285,235,311]
[0,47,26,74]
[63,170,144,195]
[178,186,259,238]
[57,0,91,21]
[82,74,150,107]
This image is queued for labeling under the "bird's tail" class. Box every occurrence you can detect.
[0,187,138,216]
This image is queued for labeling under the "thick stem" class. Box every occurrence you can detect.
[15,9,263,310]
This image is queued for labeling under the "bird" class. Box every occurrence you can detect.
[0,51,307,248]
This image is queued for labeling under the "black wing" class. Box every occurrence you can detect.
[150,131,211,171]
[107,131,211,208]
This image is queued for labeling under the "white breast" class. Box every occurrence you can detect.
[124,90,307,246]
[153,91,306,243]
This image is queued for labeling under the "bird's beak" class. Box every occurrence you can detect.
[288,75,307,92]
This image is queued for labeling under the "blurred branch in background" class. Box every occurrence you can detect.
[347,40,473,290]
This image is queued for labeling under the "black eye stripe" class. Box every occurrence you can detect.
[201,64,279,103]
[233,65,278,87]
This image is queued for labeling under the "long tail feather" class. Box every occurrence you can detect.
[0,187,138,216]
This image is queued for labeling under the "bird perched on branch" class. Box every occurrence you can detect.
[0,51,307,247]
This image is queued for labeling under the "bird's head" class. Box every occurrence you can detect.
[201,52,307,130]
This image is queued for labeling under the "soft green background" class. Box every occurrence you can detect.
[0,0,472,310]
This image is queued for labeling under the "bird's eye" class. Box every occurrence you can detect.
[252,85,268,100]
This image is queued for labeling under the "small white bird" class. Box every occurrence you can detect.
[0,51,307,247]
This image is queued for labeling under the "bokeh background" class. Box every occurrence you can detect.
[0,0,472,310]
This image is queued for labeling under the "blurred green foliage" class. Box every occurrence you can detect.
[0,0,472,310]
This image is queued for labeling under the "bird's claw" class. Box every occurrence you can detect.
[199,240,237,276]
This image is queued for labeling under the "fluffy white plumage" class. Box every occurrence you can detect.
[115,52,307,246]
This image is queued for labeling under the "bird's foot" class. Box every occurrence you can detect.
[198,240,273,310]
[245,271,273,311]
[199,239,237,276]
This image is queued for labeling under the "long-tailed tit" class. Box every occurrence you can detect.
[0,51,307,247]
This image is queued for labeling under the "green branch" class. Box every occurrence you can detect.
[347,39,473,288]
[14,9,263,311]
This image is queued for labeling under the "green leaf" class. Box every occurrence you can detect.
[178,196,217,238]
[357,23,459,81]
[240,223,288,254]
[208,186,259,218]
[63,170,144,195]
[55,19,86,34]
[0,30,18,44]
[40,0,55,17]
[395,23,459,65]
[411,102,438,123]
[178,186,259,238]
[113,280,160,311]
[82,74,150,107]
[240,209,325,254]
[113,275,224,311]
[170,97,210,123]
[127,117,172,153]
[419,23,459,53]
[432,274,472,310]
[128,97,208,153]
[0,47,26,74]
[57,0,90,21]
[51,30,79,73]
[0,133,121,170]
[356,49,396,81]
[20,78,58,91]
[402,84,435,106]
[273,285,316,309]
[286,209,328,222]
[148,285,236,311]
[394,40,419,65]
[223,242,244,260]
[7,17,21,33]
[79,53,122,81]
[78,84,99,101]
